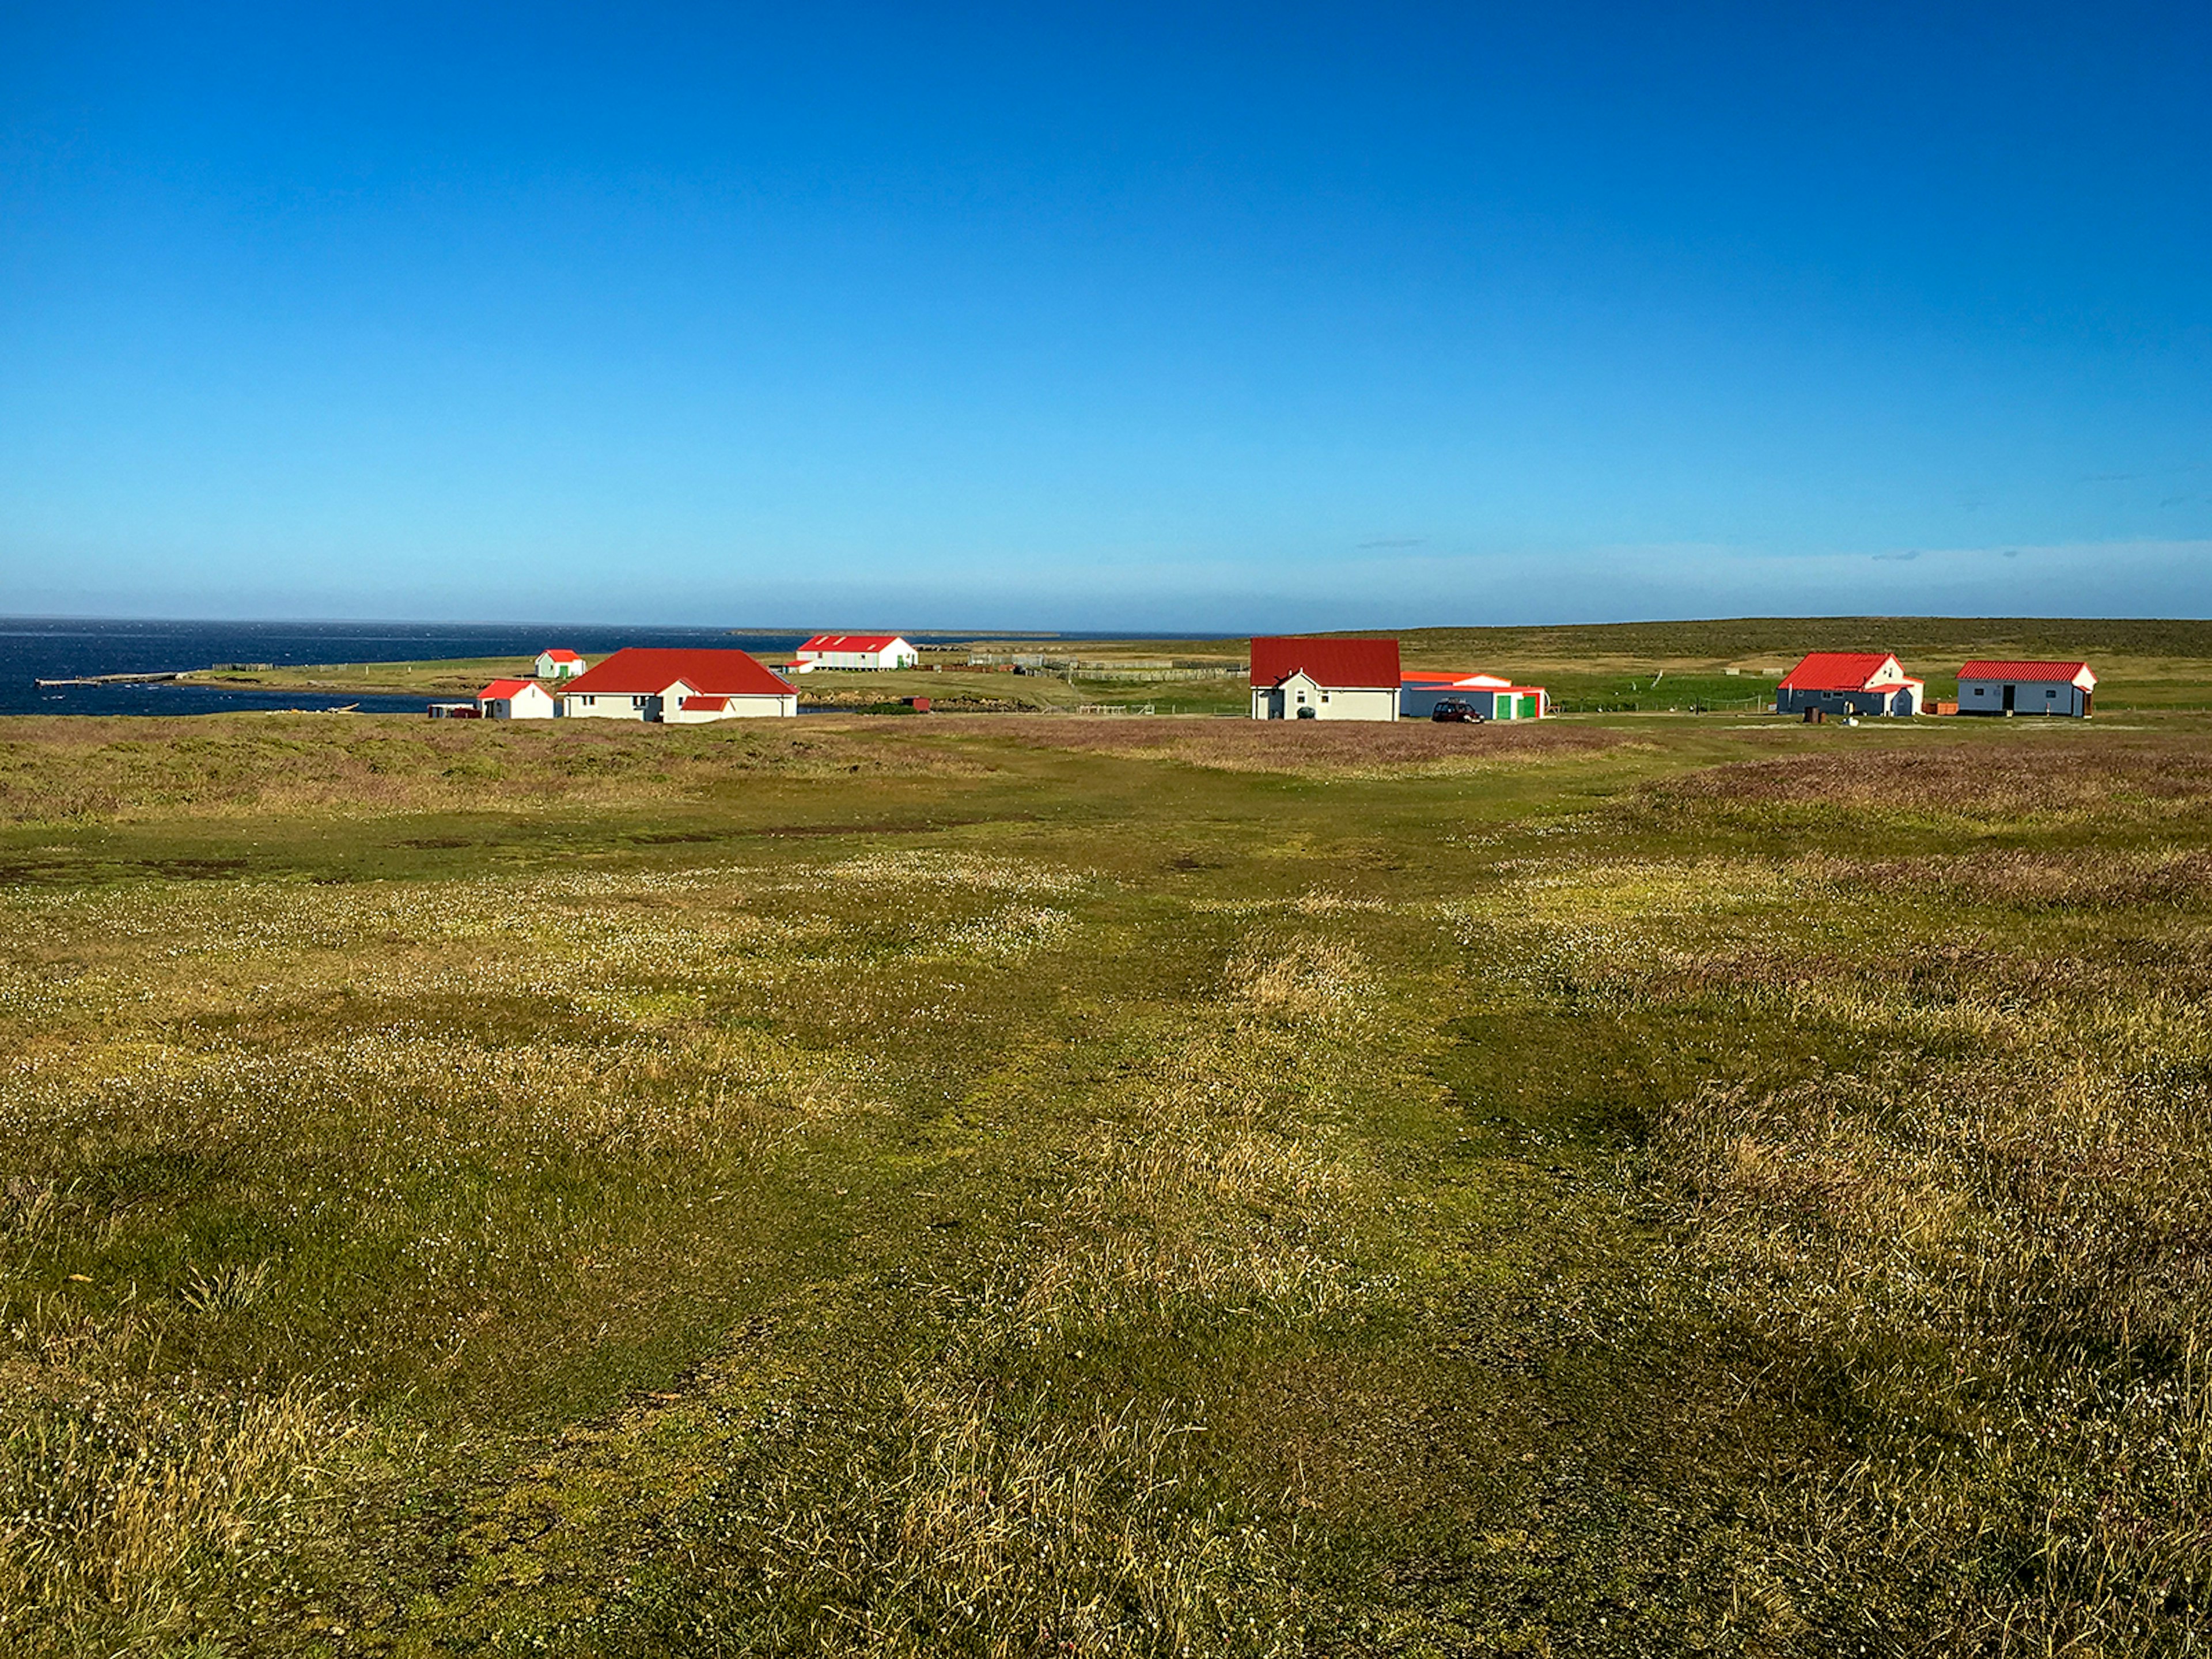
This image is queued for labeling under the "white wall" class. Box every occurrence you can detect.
[1957,678,2088,716]
[560,692,653,720]
[1251,675,1396,721]
[665,695,799,722]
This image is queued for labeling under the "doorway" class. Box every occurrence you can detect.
[2002,684,2016,713]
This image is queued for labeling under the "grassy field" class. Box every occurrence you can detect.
[5,707,2212,1654]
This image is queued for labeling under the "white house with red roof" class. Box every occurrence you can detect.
[1776,652,1925,717]
[556,647,798,721]
[534,649,586,680]
[1400,671,1547,721]
[476,679,558,719]
[1956,658,2096,717]
[794,633,918,671]
[1249,637,1402,721]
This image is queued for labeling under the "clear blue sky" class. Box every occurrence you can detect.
[3,2,2207,629]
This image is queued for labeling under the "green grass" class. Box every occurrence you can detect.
[5,710,2211,1653]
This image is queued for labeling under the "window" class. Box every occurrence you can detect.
[1321,692,1332,704]
[2046,688,2057,699]
[1974,687,1986,696]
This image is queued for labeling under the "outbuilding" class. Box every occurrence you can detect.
[1956,660,2096,717]
[796,633,919,670]
[1775,652,1925,717]
[1249,637,1402,721]
[476,679,559,719]
[535,649,587,680]
[1400,671,1547,720]
[557,647,798,721]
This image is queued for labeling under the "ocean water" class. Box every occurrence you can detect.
[0,619,815,716]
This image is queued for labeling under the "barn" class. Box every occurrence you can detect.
[476,679,558,719]
[535,649,586,680]
[1775,652,1925,717]
[795,634,919,670]
[1956,660,2096,717]
[1399,671,1547,720]
[1249,637,1402,721]
[556,647,798,721]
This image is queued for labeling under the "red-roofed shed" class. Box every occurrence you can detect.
[1956,659,2096,717]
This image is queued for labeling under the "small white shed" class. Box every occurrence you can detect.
[476,679,558,719]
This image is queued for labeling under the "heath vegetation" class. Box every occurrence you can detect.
[3,709,2210,1653]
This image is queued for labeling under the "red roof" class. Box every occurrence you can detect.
[1250,636,1401,690]
[478,679,536,698]
[1957,659,2094,685]
[539,649,582,662]
[1778,652,1907,692]
[559,647,794,698]
[800,633,905,653]
[679,695,733,711]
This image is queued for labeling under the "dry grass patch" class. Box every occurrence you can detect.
[964,715,1622,775]
[0,714,974,825]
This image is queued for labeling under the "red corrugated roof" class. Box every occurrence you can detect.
[1778,652,1906,691]
[800,633,905,652]
[478,679,535,698]
[560,647,794,698]
[679,695,733,711]
[1250,636,1401,689]
[1957,660,2093,684]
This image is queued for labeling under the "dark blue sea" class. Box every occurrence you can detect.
[0,619,821,716]
[1,619,1239,717]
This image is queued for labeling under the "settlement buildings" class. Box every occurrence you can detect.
[534,649,587,680]
[1775,652,1926,717]
[476,679,558,719]
[1956,659,2096,717]
[557,647,798,721]
[1249,637,1402,721]
[795,634,919,671]
[1399,671,1547,720]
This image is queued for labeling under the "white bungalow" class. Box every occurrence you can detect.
[795,633,919,670]
[476,679,559,719]
[556,647,798,721]
[535,649,587,680]
[1956,659,2096,717]
[1249,637,1402,722]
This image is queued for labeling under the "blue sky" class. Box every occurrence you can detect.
[2,1,2207,629]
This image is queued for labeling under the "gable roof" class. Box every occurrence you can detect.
[800,633,907,653]
[1250,636,1401,690]
[537,649,582,662]
[478,679,537,698]
[1957,659,2095,687]
[1778,652,1908,692]
[559,647,794,698]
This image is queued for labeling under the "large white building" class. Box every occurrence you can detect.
[795,633,918,670]
[1956,659,2096,717]
[1249,637,1402,722]
[557,648,798,721]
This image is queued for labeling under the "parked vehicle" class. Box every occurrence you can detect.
[1430,697,1486,724]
